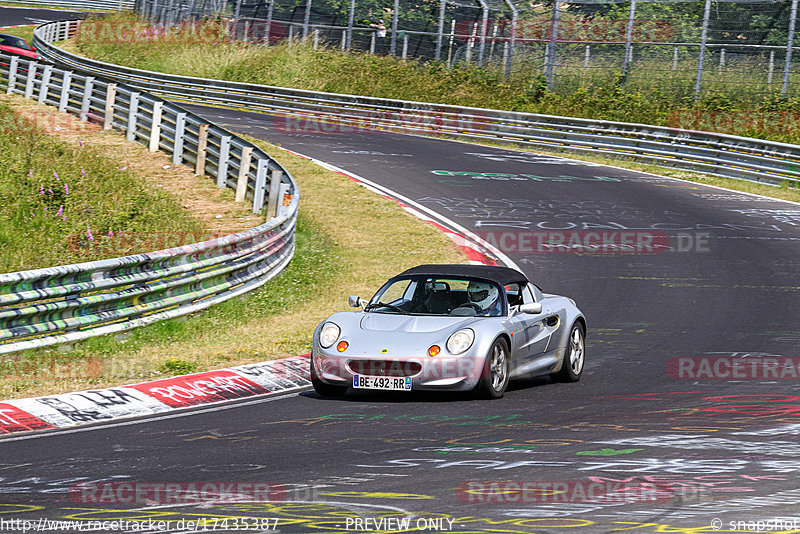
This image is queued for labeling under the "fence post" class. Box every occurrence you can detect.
[38,64,53,105]
[402,33,408,59]
[341,30,346,50]
[313,28,319,50]
[621,0,636,86]
[346,0,355,49]
[447,19,456,67]
[390,0,399,55]
[235,146,253,202]
[195,123,209,174]
[59,71,71,112]
[370,32,375,54]
[265,168,282,217]
[24,62,37,99]
[673,47,678,70]
[149,101,163,152]
[80,76,94,122]
[435,0,446,61]
[217,135,231,188]
[104,83,116,130]
[477,0,488,67]
[303,0,311,39]
[584,45,590,68]
[253,160,270,213]
[768,49,775,84]
[127,91,139,141]
[6,56,18,94]
[719,48,725,73]
[266,0,274,43]
[545,0,560,88]
[694,0,712,99]
[173,111,186,164]
[782,0,798,95]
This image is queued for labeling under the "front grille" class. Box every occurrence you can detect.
[348,359,423,377]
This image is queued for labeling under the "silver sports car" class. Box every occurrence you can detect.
[310,264,586,399]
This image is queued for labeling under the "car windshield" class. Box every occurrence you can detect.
[366,275,505,317]
[0,35,31,50]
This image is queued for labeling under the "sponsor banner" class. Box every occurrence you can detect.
[229,355,311,391]
[130,370,270,408]
[11,388,171,428]
[667,356,800,380]
[70,481,288,504]
[0,403,54,434]
[456,480,675,504]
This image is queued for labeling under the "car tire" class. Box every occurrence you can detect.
[553,322,585,382]
[310,358,348,397]
[477,337,510,399]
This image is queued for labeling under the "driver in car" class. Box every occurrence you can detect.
[465,281,502,316]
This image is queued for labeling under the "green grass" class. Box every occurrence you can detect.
[67,13,800,145]
[0,100,207,272]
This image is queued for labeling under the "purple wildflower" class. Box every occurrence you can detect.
[86,226,94,241]
[81,168,86,177]
[39,184,44,195]
[65,183,69,195]
[56,206,63,217]
[53,170,59,181]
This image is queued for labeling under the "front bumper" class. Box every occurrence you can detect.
[312,351,484,392]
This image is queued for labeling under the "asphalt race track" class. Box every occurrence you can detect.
[0,6,85,28]
[1,9,800,532]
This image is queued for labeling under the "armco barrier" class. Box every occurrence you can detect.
[33,19,800,187]
[0,51,299,355]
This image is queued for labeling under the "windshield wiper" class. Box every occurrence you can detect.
[365,301,405,313]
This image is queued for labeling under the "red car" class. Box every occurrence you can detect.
[0,33,43,60]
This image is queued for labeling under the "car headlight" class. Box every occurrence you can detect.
[446,329,475,355]
[319,322,341,349]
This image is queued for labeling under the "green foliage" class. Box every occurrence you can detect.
[0,101,204,273]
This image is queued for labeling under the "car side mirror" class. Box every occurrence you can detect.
[348,295,364,308]
[518,302,542,314]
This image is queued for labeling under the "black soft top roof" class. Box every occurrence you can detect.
[398,264,529,286]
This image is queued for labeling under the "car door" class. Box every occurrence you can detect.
[506,283,552,364]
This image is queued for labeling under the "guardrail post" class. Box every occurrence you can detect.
[6,56,18,94]
[38,65,53,105]
[80,76,94,122]
[254,159,270,214]
[127,91,139,142]
[217,136,231,188]
[195,123,209,174]
[266,169,283,218]
[24,62,37,99]
[58,71,71,112]
[235,146,253,202]
[278,182,292,218]
[149,101,163,152]
[173,111,186,164]
[104,83,117,130]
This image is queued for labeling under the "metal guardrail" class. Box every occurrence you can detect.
[0,48,299,355]
[33,19,800,187]
[0,0,133,10]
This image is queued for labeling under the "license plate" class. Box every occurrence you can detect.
[353,375,412,391]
